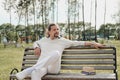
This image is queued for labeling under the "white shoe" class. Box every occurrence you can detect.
[15,72,25,80]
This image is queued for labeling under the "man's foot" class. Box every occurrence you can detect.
[15,72,25,80]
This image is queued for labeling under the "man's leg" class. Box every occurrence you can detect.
[31,51,61,80]
[16,67,35,80]
[47,62,61,74]
[31,68,47,80]
[34,51,61,70]
[47,55,61,74]
[16,51,61,80]
[15,56,51,80]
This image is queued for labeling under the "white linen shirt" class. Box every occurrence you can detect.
[33,37,85,58]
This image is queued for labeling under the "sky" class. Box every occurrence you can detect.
[0,0,119,29]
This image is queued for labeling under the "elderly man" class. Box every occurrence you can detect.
[16,23,104,80]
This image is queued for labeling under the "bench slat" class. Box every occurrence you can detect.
[24,52,34,55]
[61,66,115,70]
[10,73,116,80]
[63,49,115,54]
[23,56,39,60]
[24,49,115,55]
[23,61,37,64]
[22,60,115,65]
[62,55,115,59]
[61,60,115,65]
[42,73,116,80]
[23,55,115,60]
[21,65,115,70]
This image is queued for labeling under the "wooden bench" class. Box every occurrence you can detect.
[10,46,118,80]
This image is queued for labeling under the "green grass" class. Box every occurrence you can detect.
[0,40,120,80]
[112,40,120,79]
[0,43,33,80]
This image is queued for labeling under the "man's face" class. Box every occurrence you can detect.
[48,25,60,39]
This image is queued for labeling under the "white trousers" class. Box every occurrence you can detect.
[19,51,61,80]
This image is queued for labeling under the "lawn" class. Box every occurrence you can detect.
[0,40,120,80]
[0,43,33,80]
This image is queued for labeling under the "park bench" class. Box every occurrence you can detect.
[10,46,118,80]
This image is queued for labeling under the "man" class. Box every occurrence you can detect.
[16,23,104,80]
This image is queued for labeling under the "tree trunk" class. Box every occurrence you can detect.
[95,0,97,42]
[82,0,85,40]
[104,0,106,39]
[68,0,71,40]
[89,0,92,41]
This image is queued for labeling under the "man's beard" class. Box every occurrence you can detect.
[54,34,59,38]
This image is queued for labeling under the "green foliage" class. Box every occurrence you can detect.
[97,38,105,44]
[98,23,120,40]
[0,23,16,41]
[6,31,16,41]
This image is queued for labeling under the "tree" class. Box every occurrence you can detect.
[3,0,15,27]
[112,1,120,40]
[112,1,120,23]
[67,0,71,39]
[98,23,116,39]
[0,23,15,41]
[115,23,120,40]
[66,0,81,40]
[94,0,97,42]
[103,0,106,39]
[82,0,85,40]
[89,0,93,41]
[98,24,106,38]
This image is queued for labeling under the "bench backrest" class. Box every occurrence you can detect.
[21,46,117,74]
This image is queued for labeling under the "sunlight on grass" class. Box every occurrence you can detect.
[0,43,32,80]
[0,47,23,80]
[110,40,120,79]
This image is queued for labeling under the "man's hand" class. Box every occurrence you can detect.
[85,41,105,49]
[93,42,105,49]
[34,47,41,56]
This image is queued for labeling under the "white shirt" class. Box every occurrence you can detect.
[33,37,85,58]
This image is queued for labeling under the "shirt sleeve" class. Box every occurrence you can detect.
[33,40,41,49]
[72,41,85,46]
[61,38,85,48]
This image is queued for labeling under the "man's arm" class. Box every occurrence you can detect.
[85,41,104,48]
[33,41,41,56]
[34,47,41,56]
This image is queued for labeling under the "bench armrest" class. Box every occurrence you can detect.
[10,68,19,75]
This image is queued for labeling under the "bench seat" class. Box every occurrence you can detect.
[10,73,116,80]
